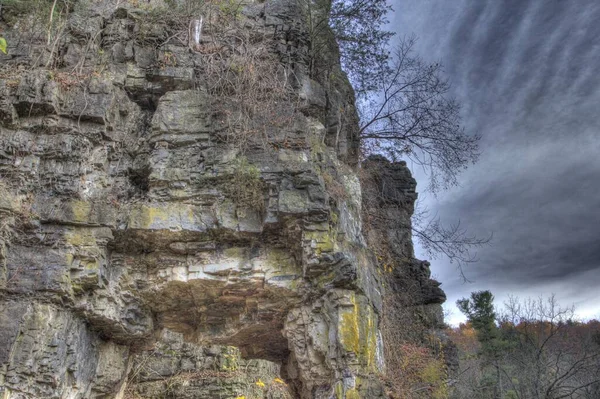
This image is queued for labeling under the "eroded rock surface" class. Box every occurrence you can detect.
[0,0,449,398]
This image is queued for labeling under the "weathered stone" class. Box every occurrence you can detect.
[0,302,102,399]
[125,330,293,398]
[3,245,72,296]
[0,0,451,397]
[299,77,327,114]
[90,342,130,398]
[151,90,223,143]
[0,82,18,126]
[133,45,156,68]
[13,71,59,117]
[284,290,385,399]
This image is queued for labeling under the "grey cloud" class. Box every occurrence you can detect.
[391,0,600,320]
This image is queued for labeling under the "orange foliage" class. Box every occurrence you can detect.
[446,323,479,355]
[386,343,448,399]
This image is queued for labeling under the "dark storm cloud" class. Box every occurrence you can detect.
[391,0,600,321]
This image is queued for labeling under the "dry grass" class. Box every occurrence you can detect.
[222,157,266,212]
[128,0,299,152]
[381,290,449,399]
[204,42,297,152]
[3,0,300,153]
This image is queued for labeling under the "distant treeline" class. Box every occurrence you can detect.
[450,291,600,399]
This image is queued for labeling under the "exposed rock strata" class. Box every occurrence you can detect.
[0,0,448,398]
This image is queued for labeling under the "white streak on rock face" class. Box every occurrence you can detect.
[376,330,386,373]
[190,17,203,49]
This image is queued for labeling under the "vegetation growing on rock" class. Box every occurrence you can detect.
[0,0,460,398]
[223,157,266,212]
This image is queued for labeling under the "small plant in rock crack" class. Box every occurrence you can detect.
[160,51,177,67]
[223,157,266,212]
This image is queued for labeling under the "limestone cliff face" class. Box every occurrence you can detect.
[0,1,448,398]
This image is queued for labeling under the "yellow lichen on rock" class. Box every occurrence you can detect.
[128,205,169,229]
[338,293,379,371]
[70,200,92,223]
[64,229,98,247]
[127,203,206,231]
[304,228,337,254]
[333,381,362,399]
[340,295,361,355]
[219,346,240,371]
[335,382,344,399]
[345,388,361,399]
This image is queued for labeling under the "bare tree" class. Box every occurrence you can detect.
[412,206,491,282]
[303,0,487,267]
[410,214,490,282]
[325,1,480,193]
[498,295,600,399]
[359,36,481,193]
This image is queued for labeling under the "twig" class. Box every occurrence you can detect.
[47,0,59,46]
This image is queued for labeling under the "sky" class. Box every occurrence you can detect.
[390,0,600,325]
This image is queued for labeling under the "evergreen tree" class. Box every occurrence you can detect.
[457,290,498,353]
[457,291,505,398]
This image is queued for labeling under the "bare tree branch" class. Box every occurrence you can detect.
[358,36,481,193]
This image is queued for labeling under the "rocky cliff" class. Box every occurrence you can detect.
[0,1,450,398]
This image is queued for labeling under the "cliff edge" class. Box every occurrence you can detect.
[0,1,451,398]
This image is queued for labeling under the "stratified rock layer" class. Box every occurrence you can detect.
[0,1,447,398]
